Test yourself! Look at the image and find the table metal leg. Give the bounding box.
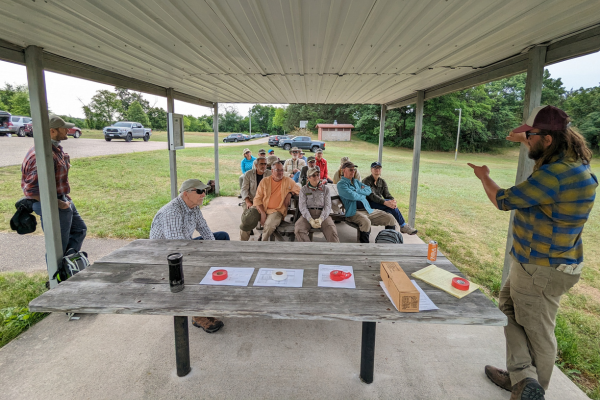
[174,316,191,377]
[360,321,376,384]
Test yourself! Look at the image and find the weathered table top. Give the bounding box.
[30,240,507,325]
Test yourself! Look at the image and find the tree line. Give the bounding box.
[2,68,598,152]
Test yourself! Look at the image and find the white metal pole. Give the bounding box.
[25,46,62,289]
[408,91,425,228]
[501,46,546,285]
[213,103,220,195]
[166,88,177,199]
[378,104,387,164]
[454,108,462,161]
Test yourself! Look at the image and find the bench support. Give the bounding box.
[359,321,376,384]
[174,316,191,377]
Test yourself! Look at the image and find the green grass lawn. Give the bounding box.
[80,129,232,143]
[0,136,598,396]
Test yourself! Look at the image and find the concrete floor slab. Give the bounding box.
[0,197,588,399]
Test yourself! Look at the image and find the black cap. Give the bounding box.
[371,161,382,168]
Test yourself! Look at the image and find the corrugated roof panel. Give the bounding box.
[0,0,598,104]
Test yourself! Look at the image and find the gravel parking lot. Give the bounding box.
[0,136,268,167]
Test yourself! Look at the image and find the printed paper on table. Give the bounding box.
[199,267,255,287]
[253,268,304,288]
[318,264,355,289]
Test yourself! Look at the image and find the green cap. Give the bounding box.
[179,179,210,193]
[240,207,260,231]
[49,114,75,129]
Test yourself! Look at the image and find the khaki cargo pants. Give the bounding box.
[345,209,396,232]
[295,209,340,243]
[499,256,580,389]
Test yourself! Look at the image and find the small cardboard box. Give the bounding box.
[380,261,420,312]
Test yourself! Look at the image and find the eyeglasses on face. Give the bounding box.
[258,162,267,166]
[525,131,546,139]
[189,189,206,195]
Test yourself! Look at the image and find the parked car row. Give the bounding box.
[1,110,84,138]
[222,132,267,143]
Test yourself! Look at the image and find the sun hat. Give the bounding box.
[242,148,251,155]
[240,207,260,231]
[512,105,569,133]
[289,146,301,154]
[179,179,210,193]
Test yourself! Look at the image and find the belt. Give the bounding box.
[308,207,323,210]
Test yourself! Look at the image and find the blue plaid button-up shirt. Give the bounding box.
[496,155,597,266]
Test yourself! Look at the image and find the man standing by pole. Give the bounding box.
[468,106,597,400]
[22,114,87,258]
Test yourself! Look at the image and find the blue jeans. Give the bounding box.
[368,200,406,226]
[193,231,230,241]
[32,198,87,256]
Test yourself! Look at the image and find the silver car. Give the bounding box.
[0,114,32,137]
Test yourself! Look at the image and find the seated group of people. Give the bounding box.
[148,150,417,334]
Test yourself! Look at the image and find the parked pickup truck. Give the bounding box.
[277,135,325,152]
[103,121,152,142]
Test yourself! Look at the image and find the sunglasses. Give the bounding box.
[258,162,267,165]
[189,189,206,195]
[525,131,546,139]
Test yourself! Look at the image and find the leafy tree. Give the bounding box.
[147,107,167,131]
[272,107,287,133]
[87,90,121,126]
[0,84,31,116]
[219,106,243,132]
[114,87,150,114]
[125,101,150,126]
[578,112,600,149]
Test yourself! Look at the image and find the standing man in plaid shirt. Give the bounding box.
[469,106,597,400]
[21,114,87,257]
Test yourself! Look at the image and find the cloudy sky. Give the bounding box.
[1,51,599,119]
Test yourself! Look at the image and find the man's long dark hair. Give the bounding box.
[534,125,593,170]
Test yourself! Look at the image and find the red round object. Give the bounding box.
[212,269,228,281]
[330,270,352,281]
[452,277,470,291]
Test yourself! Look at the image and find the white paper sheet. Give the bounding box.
[318,264,356,289]
[379,280,439,311]
[253,268,304,288]
[199,267,255,286]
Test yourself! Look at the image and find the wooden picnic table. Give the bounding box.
[29,240,506,383]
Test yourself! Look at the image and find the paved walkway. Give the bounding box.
[0,136,269,167]
[0,197,588,399]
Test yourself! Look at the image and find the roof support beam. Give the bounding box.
[408,91,424,228]
[24,45,62,289]
[167,88,178,200]
[213,103,220,195]
[378,105,386,164]
[387,24,600,109]
[0,40,213,108]
[501,46,546,285]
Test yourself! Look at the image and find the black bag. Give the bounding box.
[10,197,38,235]
[53,249,90,283]
[375,229,403,244]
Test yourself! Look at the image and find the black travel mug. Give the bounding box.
[167,253,185,293]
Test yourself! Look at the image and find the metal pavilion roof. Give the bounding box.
[0,0,599,107]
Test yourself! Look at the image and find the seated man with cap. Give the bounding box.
[283,147,306,179]
[298,156,321,186]
[240,156,271,241]
[253,148,267,168]
[333,156,361,184]
[150,178,229,333]
[363,161,417,235]
[245,161,300,241]
[336,161,397,243]
[295,167,339,243]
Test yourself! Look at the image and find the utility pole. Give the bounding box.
[454,108,462,161]
[249,107,252,135]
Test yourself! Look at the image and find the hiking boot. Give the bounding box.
[359,231,370,243]
[510,378,545,400]
[192,317,224,333]
[485,365,512,392]
[400,224,418,235]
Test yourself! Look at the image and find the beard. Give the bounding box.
[528,140,546,160]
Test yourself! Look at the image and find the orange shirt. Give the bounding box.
[267,179,283,211]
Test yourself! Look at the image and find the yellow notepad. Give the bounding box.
[411,265,479,299]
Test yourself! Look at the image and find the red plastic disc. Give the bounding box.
[212,269,228,281]
[330,270,351,281]
[452,277,470,291]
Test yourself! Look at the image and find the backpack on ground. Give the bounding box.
[53,249,90,283]
[375,229,403,244]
